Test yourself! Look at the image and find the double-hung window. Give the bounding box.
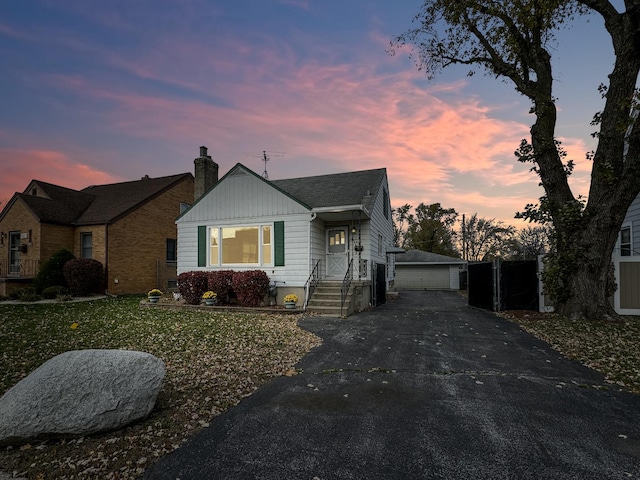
[80,232,93,259]
[620,226,632,256]
[209,225,273,266]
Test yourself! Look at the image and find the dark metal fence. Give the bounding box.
[468,260,538,312]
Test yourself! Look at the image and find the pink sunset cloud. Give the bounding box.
[0,149,121,202]
[0,8,594,229]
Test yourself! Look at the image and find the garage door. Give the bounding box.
[395,265,451,290]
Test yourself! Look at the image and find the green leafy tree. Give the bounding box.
[460,214,515,261]
[405,203,460,257]
[392,0,640,319]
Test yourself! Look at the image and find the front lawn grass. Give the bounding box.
[0,296,321,479]
[502,311,640,394]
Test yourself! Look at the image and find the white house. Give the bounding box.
[176,148,395,315]
[614,193,640,314]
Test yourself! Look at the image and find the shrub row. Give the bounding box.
[178,270,270,307]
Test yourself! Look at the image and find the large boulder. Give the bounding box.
[0,349,165,446]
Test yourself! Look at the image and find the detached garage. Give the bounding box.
[395,250,466,290]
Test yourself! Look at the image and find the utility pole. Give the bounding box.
[462,213,466,261]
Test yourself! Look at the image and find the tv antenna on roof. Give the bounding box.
[244,150,285,180]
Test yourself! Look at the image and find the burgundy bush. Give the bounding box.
[63,258,104,296]
[232,270,270,307]
[177,271,209,305]
[208,270,235,304]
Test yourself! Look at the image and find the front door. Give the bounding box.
[9,232,20,276]
[326,227,348,278]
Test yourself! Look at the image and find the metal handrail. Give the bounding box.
[340,258,354,317]
[303,259,321,310]
[0,259,40,278]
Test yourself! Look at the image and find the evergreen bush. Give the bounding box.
[33,249,75,293]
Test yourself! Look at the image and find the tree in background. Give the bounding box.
[392,203,413,249]
[508,226,552,261]
[392,1,640,319]
[403,203,460,257]
[460,214,515,261]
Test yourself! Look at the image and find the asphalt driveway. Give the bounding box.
[145,291,640,479]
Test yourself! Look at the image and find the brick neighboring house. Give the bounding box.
[0,172,194,296]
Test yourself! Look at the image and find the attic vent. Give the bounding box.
[31,188,37,196]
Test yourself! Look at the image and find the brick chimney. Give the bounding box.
[194,146,219,201]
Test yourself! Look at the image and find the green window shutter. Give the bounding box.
[274,221,285,266]
[198,226,207,267]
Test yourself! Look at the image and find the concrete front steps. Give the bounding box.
[305,281,353,317]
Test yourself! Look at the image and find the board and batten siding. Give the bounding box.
[181,168,310,222]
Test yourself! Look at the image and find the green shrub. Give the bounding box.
[41,285,70,300]
[208,270,235,304]
[17,287,40,302]
[177,271,209,305]
[63,258,104,296]
[232,270,270,307]
[33,249,75,293]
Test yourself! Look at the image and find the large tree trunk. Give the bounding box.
[557,221,620,320]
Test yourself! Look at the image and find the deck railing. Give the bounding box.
[0,258,40,278]
[303,259,321,310]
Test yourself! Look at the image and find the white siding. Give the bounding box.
[177,167,313,286]
[623,194,640,255]
[310,218,325,272]
[367,176,395,284]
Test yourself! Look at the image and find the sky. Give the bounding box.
[0,0,621,227]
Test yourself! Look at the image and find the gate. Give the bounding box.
[500,260,538,311]
[371,263,387,306]
[468,262,495,310]
[468,260,538,312]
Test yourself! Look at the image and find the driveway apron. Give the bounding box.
[145,291,640,479]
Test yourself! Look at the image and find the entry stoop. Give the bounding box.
[305,281,353,317]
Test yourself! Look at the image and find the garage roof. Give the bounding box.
[395,250,466,265]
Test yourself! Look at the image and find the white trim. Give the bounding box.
[208,223,274,267]
[538,255,554,312]
[613,254,640,315]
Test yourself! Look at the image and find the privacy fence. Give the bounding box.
[467,255,640,315]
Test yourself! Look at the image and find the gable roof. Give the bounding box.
[395,250,466,264]
[0,174,192,226]
[271,168,387,211]
[13,180,96,224]
[76,173,191,224]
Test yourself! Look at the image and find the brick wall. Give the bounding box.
[0,200,42,275]
[107,177,193,295]
[40,224,75,262]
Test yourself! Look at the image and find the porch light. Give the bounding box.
[351,227,357,234]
